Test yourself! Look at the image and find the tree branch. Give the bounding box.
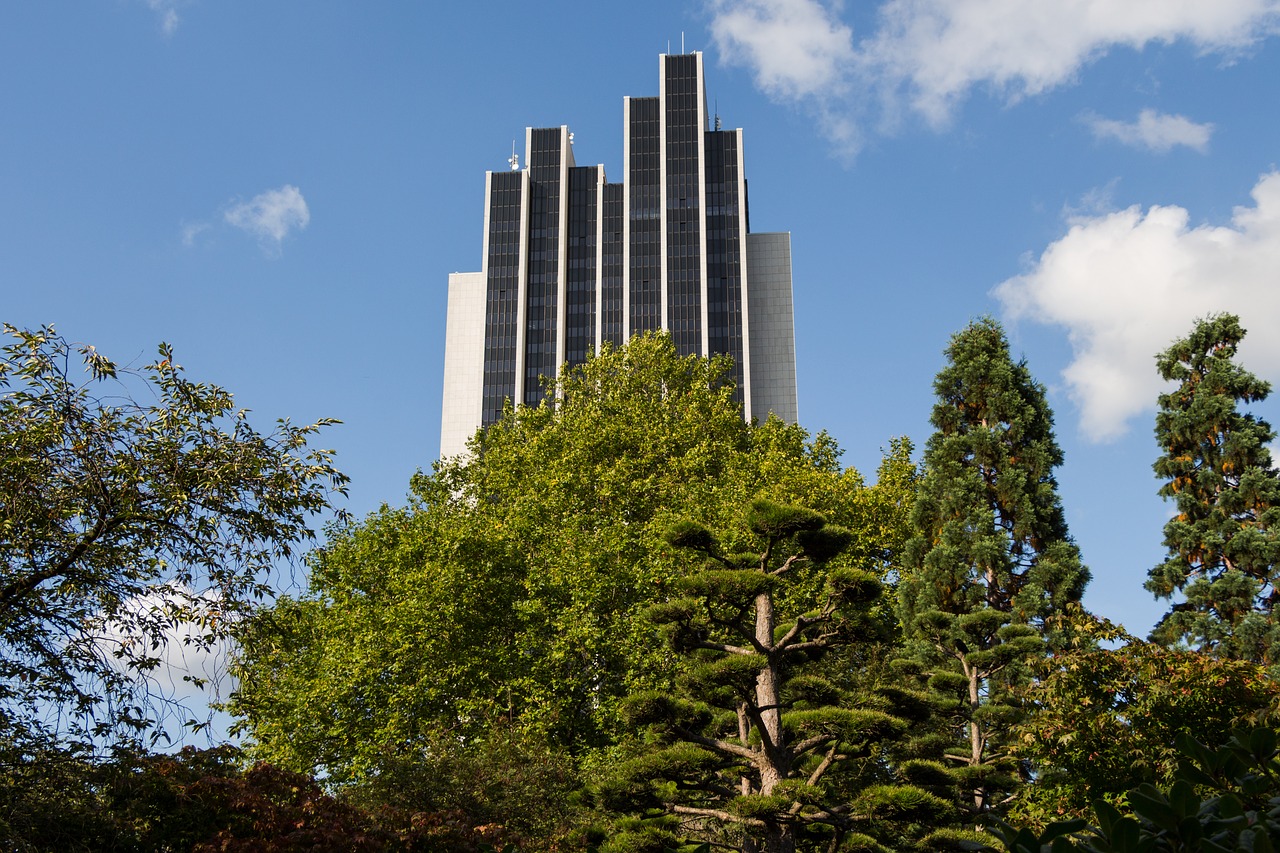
[671,725,758,762]
[789,733,834,757]
[0,513,125,613]
[670,804,765,828]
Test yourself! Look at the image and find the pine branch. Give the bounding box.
[670,804,765,828]
[671,725,757,762]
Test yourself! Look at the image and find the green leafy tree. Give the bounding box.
[600,499,951,853]
[989,726,1280,853]
[0,324,346,747]
[898,318,1089,819]
[1011,610,1280,824]
[229,335,914,847]
[1147,314,1280,664]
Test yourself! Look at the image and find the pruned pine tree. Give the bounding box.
[898,318,1088,819]
[1147,314,1280,665]
[600,500,951,853]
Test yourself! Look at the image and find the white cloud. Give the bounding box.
[860,0,1280,125]
[96,587,233,718]
[994,171,1280,442]
[707,0,1280,147]
[145,0,181,37]
[224,185,310,251]
[1085,108,1214,152]
[709,0,857,99]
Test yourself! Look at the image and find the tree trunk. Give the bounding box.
[754,591,786,795]
[966,662,986,813]
[762,823,796,853]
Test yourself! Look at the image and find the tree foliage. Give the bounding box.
[600,499,952,853]
[1011,610,1280,824]
[990,726,1280,853]
[1147,314,1280,665]
[228,335,915,828]
[0,324,346,747]
[898,317,1089,818]
[0,743,509,852]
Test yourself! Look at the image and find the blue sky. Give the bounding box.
[4,2,1280,717]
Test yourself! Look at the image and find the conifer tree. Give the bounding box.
[1147,314,1280,665]
[600,499,952,853]
[897,318,1088,818]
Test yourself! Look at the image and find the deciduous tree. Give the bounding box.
[228,335,914,836]
[1011,611,1280,824]
[0,324,346,747]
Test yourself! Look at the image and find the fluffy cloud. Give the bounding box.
[708,0,857,99]
[707,0,1279,145]
[224,185,310,250]
[861,0,1280,124]
[995,171,1280,442]
[1085,108,1214,152]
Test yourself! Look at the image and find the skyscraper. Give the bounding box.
[440,51,797,458]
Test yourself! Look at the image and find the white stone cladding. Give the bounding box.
[439,271,486,459]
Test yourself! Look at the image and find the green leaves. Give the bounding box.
[677,570,777,607]
[663,521,718,553]
[0,324,346,747]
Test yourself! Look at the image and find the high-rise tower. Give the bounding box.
[440,51,797,458]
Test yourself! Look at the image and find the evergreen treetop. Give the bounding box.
[1147,313,1280,664]
[897,317,1088,818]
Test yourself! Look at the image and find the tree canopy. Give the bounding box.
[228,334,916,792]
[601,499,958,853]
[0,325,346,747]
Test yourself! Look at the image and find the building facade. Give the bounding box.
[440,51,797,458]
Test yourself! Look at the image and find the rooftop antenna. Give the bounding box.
[682,31,685,53]
[568,132,575,146]
[508,141,519,171]
[714,98,721,131]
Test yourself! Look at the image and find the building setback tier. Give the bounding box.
[440,51,797,459]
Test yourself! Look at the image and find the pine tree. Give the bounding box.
[897,317,1089,818]
[599,499,954,853]
[1147,314,1280,665]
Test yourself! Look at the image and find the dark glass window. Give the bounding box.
[664,54,703,356]
[565,165,598,367]
[704,130,745,403]
[523,128,563,406]
[628,97,661,334]
[481,171,524,425]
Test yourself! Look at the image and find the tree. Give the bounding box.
[1147,314,1280,664]
[990,726,1280,853]
[1010,611,1280,824]
[897,317,1089,819]
[228,334,915,842]
[0,324,346,747]
[0,744,505,852]
[600,499,952,853]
